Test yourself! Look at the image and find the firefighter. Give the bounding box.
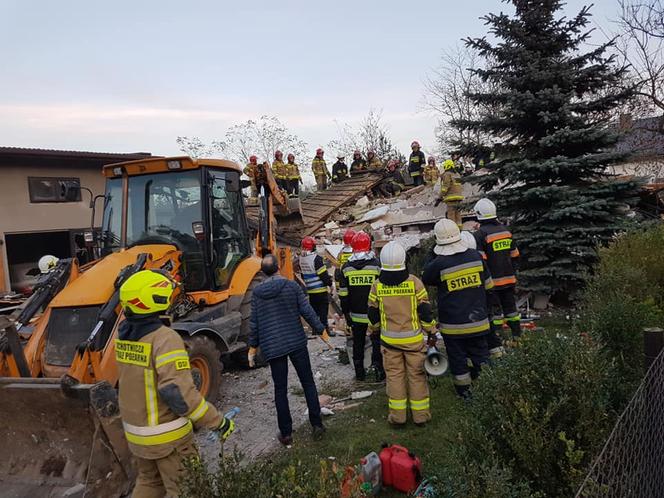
[243,155,259,199]
[350,150,367,176]
[473,198,522,340]
[423,156,440,184]
[115,270,235,497]
[461,230,505,360]
[299,236,332,334]
[408,141,426,186]
[439,153,464,228]
[422,219,494,399]
[366,150,382,171]
[332,155,349,183]
[337,229,356,268]
[338,232,384,381]
[286,153,302,197]
[312,148,331,190]
[273,150,288,191]
[368,241,435,425]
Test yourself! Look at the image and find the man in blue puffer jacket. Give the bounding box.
[248,254,326,445]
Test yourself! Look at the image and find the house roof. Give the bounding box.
[0,147,155,168]
[615,116,664,158]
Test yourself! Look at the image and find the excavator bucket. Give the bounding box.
[273,195,305,229]
[0,378,134,498]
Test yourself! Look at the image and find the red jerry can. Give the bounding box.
[379,444,394,487]
[389,445,422,494]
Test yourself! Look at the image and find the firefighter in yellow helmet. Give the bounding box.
[439,152,464,228]
[116,270,235,497]
[367,241,436,426]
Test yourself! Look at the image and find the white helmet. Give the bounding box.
[474,198,497,220]
[433,219,467,256]
[460,231,477,250]
[38,255,59,274]
[380,241,406,271]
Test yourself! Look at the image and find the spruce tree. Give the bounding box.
[455,0,641,298]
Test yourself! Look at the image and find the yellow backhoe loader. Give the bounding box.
[0,156,301,497]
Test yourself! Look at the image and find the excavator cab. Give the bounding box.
[0,157,300,497]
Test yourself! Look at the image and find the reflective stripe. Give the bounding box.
[453,373,472,386]
[306,287,328,294]
[479,251,487,260]
[493,276,517,286]
[123,417,189,436]
[410,398,430,411]
[338,288,349,297]
[441,261,482,276]
[416,288,427,300]
[485,277,494,290]
[155,349,189,368]
[489,346,505,359]
[342,266,380,275]
[124,419,193,446]
[368,292,377,302]
[441,320,490,335]
[421,319,436,328]
[410,171,421,176]
[316,266,328,275]
[486,231,512,243]
[441,263,484,280]
[410,292,418,331]
[506,313,521,322]
[510,248,520,258]
[381,331,423,345]
[350,312,369,324]
[189,398,209,422]
[144,369,158,426]
[382,263,405,270]
[389,398,407,410]
[493,319,506,326]
[443,195,464,202]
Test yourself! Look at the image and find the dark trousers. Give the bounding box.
[269,346,322,437]
[351,322,383,380]
[289,179,299,196]
[307,292,328,332]
[489,286,521,338]
[411,173,424,186]
[443,334,489,398]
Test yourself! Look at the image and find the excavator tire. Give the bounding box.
[184,334,223,404]
[233,274,266,368]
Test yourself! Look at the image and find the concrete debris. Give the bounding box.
[350,390,374,400]
[356,195,371,207]
[359,205,390,223]
[324,220,339,229]
[62,484,86,498]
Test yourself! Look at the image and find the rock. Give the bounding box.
[324,221,339,229]
[62,483,85,497]
[359,205,390,223]
[356,196,370,207]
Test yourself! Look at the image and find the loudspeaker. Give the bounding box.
[424,347,448,377]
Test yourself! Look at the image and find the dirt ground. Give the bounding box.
[196,328,356,466]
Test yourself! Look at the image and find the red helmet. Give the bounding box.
[343,229,357,246]
[287,153,295,161]
[351,232,371,253]
[411,141,420,149]
[301,236,316,251]
[316,148,324,156]
[249,155,257,164]
[275,150,283,159]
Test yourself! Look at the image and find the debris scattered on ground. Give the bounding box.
[351,390,374,400]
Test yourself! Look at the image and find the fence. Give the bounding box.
[576,333,664,498]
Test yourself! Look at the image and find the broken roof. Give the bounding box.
[615,116,664,159]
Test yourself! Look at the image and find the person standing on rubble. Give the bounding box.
[473,198,522,341]
[286,153,302,197]
[366,150,382,171]
[115,270,236,497]
[408,141,426,186]
[350,150,367,176]
[248,254,326,445]
[243,155,259,200]
[423,156,440,184]
[368,241,435,425]
[422,219,494,399]
[273,150,288,191]
[332,155,349,183]
[338,232,384,381]
[439,153,465,228]
[312,148,331,190]
[299,236,332,335]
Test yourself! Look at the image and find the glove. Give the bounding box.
[217,417,236,440]
[248,347,257,368]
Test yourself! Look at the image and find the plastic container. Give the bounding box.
[379,444,393,487]
[207,406,240,443]
[390,445,422,494]
[359,451,382,495]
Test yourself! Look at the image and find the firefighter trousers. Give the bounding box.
[307,292,329,332]
[381,345,430,424]
[315,175,328,190]
[489,286,521,338]
[351,323,383,380]
[443,334,489,398]
[445,200,463,228]
[132,439,198,498]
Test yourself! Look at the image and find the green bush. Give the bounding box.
[437,332,612,498]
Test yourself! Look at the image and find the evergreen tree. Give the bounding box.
[455,0,640,298]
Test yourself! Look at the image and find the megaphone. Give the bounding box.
[424,347,448,377]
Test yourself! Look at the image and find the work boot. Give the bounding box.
[508,321,522,339]
[354,361,366,381]
[278,433,293,446]
[374,367,386,383]
[312,425,326,441]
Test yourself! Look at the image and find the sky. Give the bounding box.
[0,0,620,159]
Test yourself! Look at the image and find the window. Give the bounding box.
[28,177,81,203]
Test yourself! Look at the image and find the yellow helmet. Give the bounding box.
[119,270,176,315]
[443,159,455,171]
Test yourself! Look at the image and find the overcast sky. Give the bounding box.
[0,0,618,159]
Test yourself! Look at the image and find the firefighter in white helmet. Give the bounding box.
[473,198,521,340]
[367,241,436,426]
[422,220,494,399]
[116,270,235,497]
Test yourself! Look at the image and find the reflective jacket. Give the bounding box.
[338,246,353,267]
[286,161,301,180]
[422,248,493,337]
[423,165,439,184]
[338,255,381,324]
[332,161,349,182]
[243,163,258,180]
[408,150,426,175]
[367,157,382,171]
[367,272,435,351]
[350,158,367,174]
[312,157,329,178]
[299,251,331,294]
[440,170,464,202]
[116,319,221,459]
[273,160,288,180]
[474,220,519,288]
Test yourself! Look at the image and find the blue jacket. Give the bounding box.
[249,275,325,361]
